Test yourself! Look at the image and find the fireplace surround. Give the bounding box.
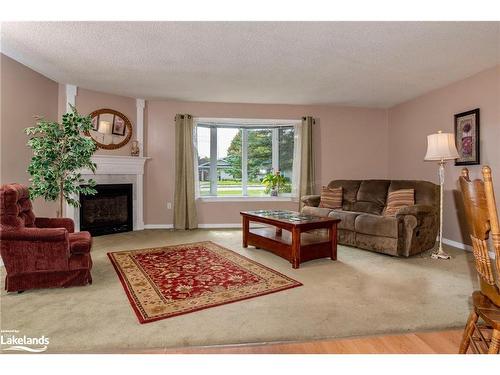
[64,155,150,232]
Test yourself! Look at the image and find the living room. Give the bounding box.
[1,1,499,372]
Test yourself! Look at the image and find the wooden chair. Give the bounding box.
[458,166,500,354]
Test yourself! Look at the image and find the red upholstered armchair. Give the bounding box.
[0,184,92,292]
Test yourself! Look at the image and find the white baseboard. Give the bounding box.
[442,238,473,251]
[442,237,495,259]
[143,224,174,229]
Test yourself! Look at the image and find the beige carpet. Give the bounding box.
[0,229,477,353]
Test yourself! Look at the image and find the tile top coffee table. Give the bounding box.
[240,210,341,269]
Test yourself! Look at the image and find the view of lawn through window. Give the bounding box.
[196,120,297,197]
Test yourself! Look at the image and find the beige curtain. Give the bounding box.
[299,116,315,208]
[174,114,198,229]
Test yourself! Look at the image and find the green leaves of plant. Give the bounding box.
[25,106,97,207]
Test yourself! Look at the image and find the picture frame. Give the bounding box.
[91,114,99,131]
[112,115,126,136]
[454,108,480,166]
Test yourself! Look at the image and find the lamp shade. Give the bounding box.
[98,120,112,135]
[424,131,459,161]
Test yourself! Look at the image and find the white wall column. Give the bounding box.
[136,99,145,157]
[136,99,146,229]
[64,84,78,222]
[136,170,145,230]
[66,84,77,112]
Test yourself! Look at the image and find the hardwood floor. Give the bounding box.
[130,329,464,354]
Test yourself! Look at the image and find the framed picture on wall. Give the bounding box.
[91,115,99,131]
[454,108,480,166]
[112,115,126,136]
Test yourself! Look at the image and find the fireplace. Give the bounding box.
[79,184,133,236]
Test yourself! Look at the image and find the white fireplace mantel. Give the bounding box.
[82,155,150,175]
[65,155,151,231]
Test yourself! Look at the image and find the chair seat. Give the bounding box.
[473,291,500,330]
[69,231,92,254]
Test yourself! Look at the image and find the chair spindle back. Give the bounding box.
[459,166,500,306]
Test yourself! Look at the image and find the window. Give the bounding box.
[195,118,300,198]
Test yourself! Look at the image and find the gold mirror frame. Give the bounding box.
[86,108,133,150]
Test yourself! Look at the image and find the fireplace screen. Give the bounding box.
[80,184,133,236]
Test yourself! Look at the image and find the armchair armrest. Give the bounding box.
[0,228,70,274]
[396,204,434,217]
[0,227,68,242]
[35,217,75,233]
[301,195,321,207]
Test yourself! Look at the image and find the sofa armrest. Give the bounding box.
[35,217,75,233]
[396,204,434,217]
[0,228,70,274]
[301,195,321,207]
[396,204,438,257]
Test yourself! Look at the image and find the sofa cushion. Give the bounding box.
[69,231,92,254]
[383,189,415,217]
[301,206,333,217]
[388,180,438,208]
[327,180,361,211]
[328,210,360,231]
[355,214,398,238]
[351,180,391,215]
[319,186,342,209]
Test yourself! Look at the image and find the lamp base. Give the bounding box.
[431,247,451,260]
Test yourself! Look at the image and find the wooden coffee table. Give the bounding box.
[240,210,341,269]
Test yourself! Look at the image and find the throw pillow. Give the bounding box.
[383,189,415,217]
[318,186,343,209]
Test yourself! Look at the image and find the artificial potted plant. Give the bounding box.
[262,170,290,197]
[25,105,98,217]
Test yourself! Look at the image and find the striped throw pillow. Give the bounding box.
[318,186,343,209]
[383,189,415,217]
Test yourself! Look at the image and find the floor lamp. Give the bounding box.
[424,131,459,260]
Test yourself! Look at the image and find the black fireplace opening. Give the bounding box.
[80,184,133,236]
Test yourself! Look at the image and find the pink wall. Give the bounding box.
[74,88,137,156]
[145,100,388,225]
[1,54,59,217]
[1,55,388,227]
[388,65,500,244]
[4,54,497,243]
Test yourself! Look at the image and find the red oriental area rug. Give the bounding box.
[108,241,302,323]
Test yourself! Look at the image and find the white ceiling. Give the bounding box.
[1,22,499,108]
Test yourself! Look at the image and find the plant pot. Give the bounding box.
[270,188,278,197]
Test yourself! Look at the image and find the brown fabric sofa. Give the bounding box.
[0,183,93,292]
[301,179,439,257]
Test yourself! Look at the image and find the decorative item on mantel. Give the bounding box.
[130,140,140,156]
[131,140,140,156]
[424,130,459,260]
